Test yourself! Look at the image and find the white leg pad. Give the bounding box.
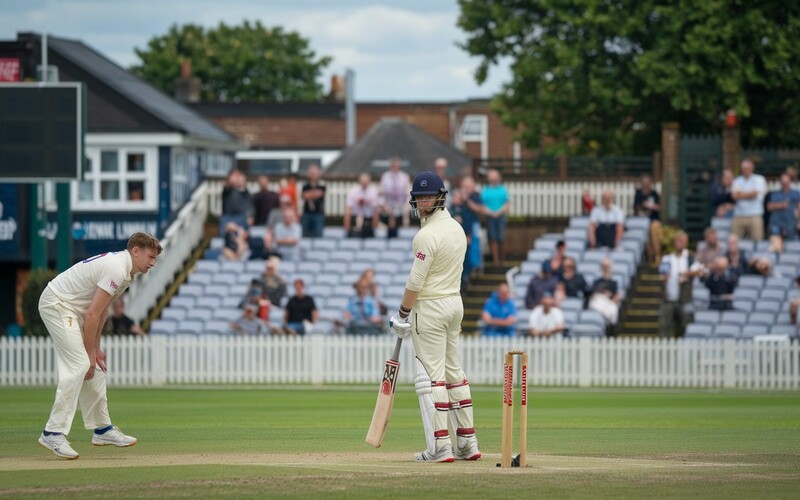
[414,359,436,454]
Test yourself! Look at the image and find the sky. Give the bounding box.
[1,0,511,102]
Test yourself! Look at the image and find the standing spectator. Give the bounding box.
[481,168,510,266]
[458,176,484,285]
[343,281,385,335]
[106,298,145,337]
[301,164,326,238]
[701,256,738,310]
[548,240,567,277]
[270,210,302,262]
[555,257,589,302]
[221,222,249,261]
[524,263,559,309]
[588,258,621,326]
[588,190,625,250]
[380,157,411,238]
[633,175,663,264]
[434,157,452,210]
[283,279,318,336]
[230,304,270,336]
[279,173,300,217]
[527,293,564,337]
[581,188,595,215]
[481,283,517,336]
[711,169,735,218]
[261,259,288,307]
[344,173,381,238]
[36,232,162,459]
[658,231,695,338]
[221,169,254,227]
[767,173,800,246]
[695,227,723,268]
[731,159,767,240]
[251,175,280,227]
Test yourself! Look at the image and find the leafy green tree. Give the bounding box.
[458,1,800,155]
[132,21,332,103]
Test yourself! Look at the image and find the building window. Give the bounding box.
[458,114,489,160]
[73,147,156,211]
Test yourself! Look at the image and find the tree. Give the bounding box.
[457,1,800,155]
[131,21,332,103]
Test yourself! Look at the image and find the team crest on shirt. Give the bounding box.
[110,280,119,290]
[416,252,426,261]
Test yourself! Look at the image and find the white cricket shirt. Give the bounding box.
[406,208,466,300]
[47,251,134,316]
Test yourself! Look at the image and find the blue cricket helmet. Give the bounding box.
[409,171,447,218]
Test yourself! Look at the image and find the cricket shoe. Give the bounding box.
[454,437,481,461]
[414,445,455,463]
[92,426,137,447]
[38,432,79,460]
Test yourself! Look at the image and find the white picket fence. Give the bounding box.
[2,336,798,390]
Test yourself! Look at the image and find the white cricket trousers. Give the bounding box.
[411,295,476,443]
[39,287,111,435]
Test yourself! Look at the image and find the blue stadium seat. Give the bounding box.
[694,310,720,325]
[721,310,747,326]
[741,324,768,338]
[570,324,604,338]
[769,324,797,337]
[211,273,237,286]
[625,217,650,231]
[765,276,792,290]
[754,301,781,314]
[560,297,584,313]
[733,300,753,313]
[177,320,204,335]
[579,309,606,328]
[569,216,590,229]
[733,288,759,301]
[684,323,712,339]
[748,311,775,326]
[213,308,241,322]
[738,275,765,290]
[149,319,176,335]
[205,320,231,335]
[760,288,786,301]
[161,308,187,321]
[179,284,204,297]
[195,260,220,273]
[170,296,196,310]
[204,284,229,298]
[322,227,347,239]
[337,238,362,251]
[713,324,740,338]
[711,217,732,231]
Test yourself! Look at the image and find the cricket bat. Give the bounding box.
[365,338,403,447]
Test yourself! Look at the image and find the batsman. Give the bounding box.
[389,171,481,462]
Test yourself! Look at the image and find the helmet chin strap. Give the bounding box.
[410,194,446,219]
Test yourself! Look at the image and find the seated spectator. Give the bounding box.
[266,195,295,232]
[710,169,735,218]
[767,173,800,247]
[588,190,624,249]
[222,221,249,261]
[555,257,589,302]
[701,256,738,311]
[283,279,318,336]
[270,209,302,261]
[356,268,385,315]
[252,175,280,227]
[695,227,723,268]
[588,258,621,325]
[380,157,411,239]
[230,304,270,336]
[344,281,385,335]
[239,278,265,309]
[344,173,381,238]
[106,298,145,336]
[527,293,564,337]
[548,240,567,277]
[725,234,749,277]
[481,283,517,336]
[749,256,775,277]
[222,169,254,226]
[633,175,663,264]
[524,262,559,309]
[581,188,595,215]
[789,276,800,325]
[261,258,288,307]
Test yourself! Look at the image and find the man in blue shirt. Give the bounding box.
[767,173,800,242]
[480,169,510,266]
[481,283,517,336]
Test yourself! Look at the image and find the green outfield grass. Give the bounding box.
[1,386,799,499]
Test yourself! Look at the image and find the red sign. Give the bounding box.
[0,58,20,82]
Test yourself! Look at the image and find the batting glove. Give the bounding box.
[389,315,412,339]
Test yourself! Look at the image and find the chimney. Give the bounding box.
[174,59,201,103]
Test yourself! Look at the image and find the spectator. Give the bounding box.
[283,279,318,336]
[658,231,696,338]
[481,169,510,265]
[434,157,452,210]
[731,159,767,240]
[380,157,411,238]
[450,188,464,224]
[344,281,385,335]
[701,256,738,311]
[252,175,280,226]
[221,169,254,227]
[222,222,249,261]
[789,276,800,324]
[581,188,595,216]
[344,173,381,238]
[710,169,735,218]
[301,164,326,238]
[266,195,294,232]
[527,292,564,337]
[458,176,484,286]
[279,173,300,217]
[588,190,625,250]
[725,234,750,277]
[356,268,385,315]
[548,240,567,277]
[269,209,302,262]
[260,258,288,307]
[238,278,270,316]
[481,283,517,337]
[695,227,723,268]
[555,257,589,302]
[230,304,270,336]
[588,258,621,326]
[524,262,559,309]
[767,173,800,246]
[633,175,663,264]
[106,298,145,337]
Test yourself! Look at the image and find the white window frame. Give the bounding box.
[72,146,158,211]
[459,114,489,160]
[235,150,340,175]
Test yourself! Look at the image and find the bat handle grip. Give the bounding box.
[391,338,403,361]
